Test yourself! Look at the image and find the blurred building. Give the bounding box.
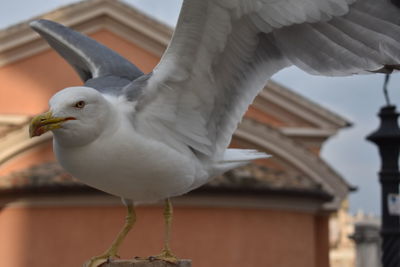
[329,200,356,267]
[0,1,353,267]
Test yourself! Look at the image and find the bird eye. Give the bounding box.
[74,100,86,109]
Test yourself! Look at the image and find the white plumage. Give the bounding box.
[44,86,268,202]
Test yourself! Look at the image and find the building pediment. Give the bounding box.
[0,0,352,211]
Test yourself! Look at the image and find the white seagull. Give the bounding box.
[29,0,400,266]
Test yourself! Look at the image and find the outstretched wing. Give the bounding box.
[131,0,400,158]
[30,19,144,95]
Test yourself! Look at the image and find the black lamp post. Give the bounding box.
[366,75,400,267]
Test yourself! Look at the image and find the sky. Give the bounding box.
[1,0,399,215]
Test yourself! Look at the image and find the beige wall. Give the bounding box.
[0,202,325,267]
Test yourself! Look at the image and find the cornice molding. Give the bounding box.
[0,123,51,166]
[235,119,351,211]
[0,114,30,125]
[1,192,326,214]
[0,0,172,67]
[279,127,338,138]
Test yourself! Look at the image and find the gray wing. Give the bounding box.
[131,0,400,159]
[30,19,144,95]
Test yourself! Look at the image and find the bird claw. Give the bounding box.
[149,250,179,264]
[83,253,118,267]
[132,251,178,263]
[83,257,108,267]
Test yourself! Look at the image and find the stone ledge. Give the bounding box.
[99,259,191,267]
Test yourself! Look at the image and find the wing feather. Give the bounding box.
[129,0,400,159]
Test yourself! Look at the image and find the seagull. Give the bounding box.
[29,0,400,266]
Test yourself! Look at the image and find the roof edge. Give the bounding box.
[262,81,352,130]
[0,0,172,67]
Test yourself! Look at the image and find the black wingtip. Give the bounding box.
[29,19,51,31]
[29,20,40,28]
[391,0,400,8]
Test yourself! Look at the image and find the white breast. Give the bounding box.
[53,127,199,202]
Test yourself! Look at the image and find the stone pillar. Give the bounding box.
[351,221,381,267]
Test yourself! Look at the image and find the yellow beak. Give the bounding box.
[29,111,76,138]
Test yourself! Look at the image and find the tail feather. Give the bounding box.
[211,149,270,176]
[220,149,270,163]
[192,149,270,191]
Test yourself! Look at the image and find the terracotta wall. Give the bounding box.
[0,202,323,267]
[315,214,331,267]
[0,30,159,116]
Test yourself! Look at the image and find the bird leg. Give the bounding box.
[152,198,178,263]
[84,201,136,267]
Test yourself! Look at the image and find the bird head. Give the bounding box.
[29,86,112,146]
